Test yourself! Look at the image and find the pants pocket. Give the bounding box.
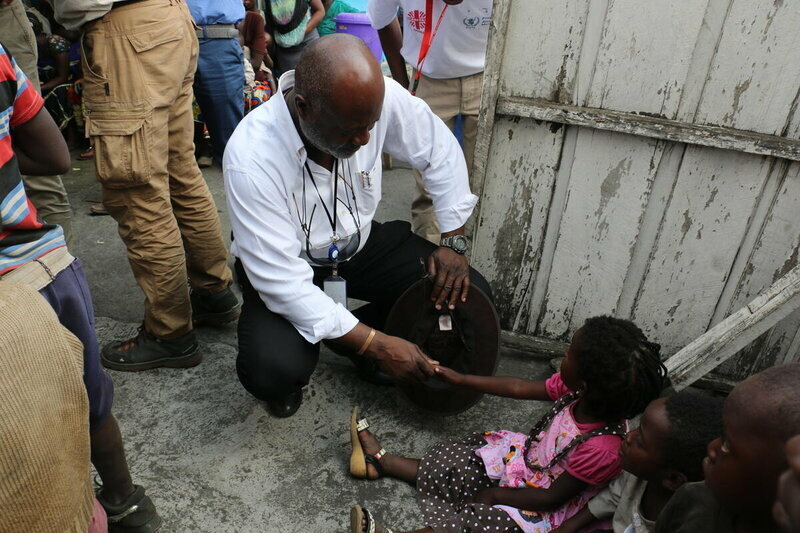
[86,106,153,188]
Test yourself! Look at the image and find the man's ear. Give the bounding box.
[662,470,688,492]
[295,94,312,120]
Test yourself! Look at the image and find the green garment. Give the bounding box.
[318,0,359,36]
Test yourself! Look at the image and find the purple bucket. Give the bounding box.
[334,12,383,62]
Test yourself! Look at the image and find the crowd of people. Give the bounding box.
[0,0,798,532]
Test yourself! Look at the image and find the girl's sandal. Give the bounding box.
[350,504,395,533]
[349,406,387,479]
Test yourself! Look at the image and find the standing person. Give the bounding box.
[188,0,246,166]
[0,42,160,532]
[368,0,492,244]
[0,0,73,246]
[53,0,240,369]
[242,0,273,74]
[264,0,326,75]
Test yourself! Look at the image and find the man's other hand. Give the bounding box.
[427,247,470,310]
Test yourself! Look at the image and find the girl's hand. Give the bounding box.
[434,365,464,385]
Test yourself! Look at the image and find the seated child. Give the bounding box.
[347,316,668,533]
[555,389,723,533]
[655,363,800,533]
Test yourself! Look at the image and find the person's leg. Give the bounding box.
[83,1,214,347]
[38,259,161,530]
[410,73,460,244]
[193,37,245,164]
[459,71,483,188]
[166,21,235,305]
[235,260,320,408]
[22,174,74,247]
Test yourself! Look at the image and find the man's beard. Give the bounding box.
[299,119,360,160]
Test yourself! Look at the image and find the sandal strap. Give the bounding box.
[364,451,387,478]
[362,508,394,533]
[356,417,369,432]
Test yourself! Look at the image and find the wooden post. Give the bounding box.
[665,264,800,390]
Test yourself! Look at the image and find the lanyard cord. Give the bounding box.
[411,0,449,95]
[304,158,339,237]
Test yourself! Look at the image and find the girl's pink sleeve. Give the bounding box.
[564,436,623,486]
[544,372,573,401]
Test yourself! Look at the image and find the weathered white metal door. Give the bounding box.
[472,0,800,383]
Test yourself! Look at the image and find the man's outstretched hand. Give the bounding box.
[427,247,470,311]
[367,332,438,382]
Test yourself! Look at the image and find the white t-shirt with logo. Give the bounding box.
[367,0,492,79]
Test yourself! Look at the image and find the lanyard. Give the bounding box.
[410,0,449,95]
[304,158,339,240]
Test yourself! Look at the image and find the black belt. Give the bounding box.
[111,0,149,9]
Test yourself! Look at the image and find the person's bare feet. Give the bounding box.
[358,428,385,480]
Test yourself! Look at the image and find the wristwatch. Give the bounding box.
[440,235,469,254]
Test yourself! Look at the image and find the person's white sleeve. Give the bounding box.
[381,77,477,232]
[367,0,402,30]
[586,474,625,520]
[224,168,359,343]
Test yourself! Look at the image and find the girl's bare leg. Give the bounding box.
[358,428,420,484]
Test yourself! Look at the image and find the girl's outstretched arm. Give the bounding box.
[435,366,550,400]
[465,472,587,512]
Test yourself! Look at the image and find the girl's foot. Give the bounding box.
[350,505,395,533]
[349,406,387,480]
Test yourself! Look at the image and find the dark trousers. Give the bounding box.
[235,220,492,401]
[39,259,114,432]
[194,37,244,164]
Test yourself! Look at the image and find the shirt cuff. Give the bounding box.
[306,303,359,344]
[434,193,478,233]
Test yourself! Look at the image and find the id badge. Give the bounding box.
[324,275,347,307]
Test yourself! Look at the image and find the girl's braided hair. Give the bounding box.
[572,316,667,422]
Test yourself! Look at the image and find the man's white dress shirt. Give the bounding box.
[223,71,477,344]
[367,0,492,79]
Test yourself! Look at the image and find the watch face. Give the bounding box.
[453,235,468,253]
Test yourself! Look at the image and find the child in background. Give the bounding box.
[655,363,800,533]
[556,389,724,533]
[348,316,668,533]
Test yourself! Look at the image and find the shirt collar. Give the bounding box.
[275,70,308,164]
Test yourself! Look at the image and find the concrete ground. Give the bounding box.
[61,155,552,532]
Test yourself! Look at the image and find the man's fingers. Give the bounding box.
[460,274,471,303]
[427,254,437,278]
[435,270,457,310]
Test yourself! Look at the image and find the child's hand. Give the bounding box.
[434,365,464,385]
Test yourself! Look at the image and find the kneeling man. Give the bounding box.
[223,34,491,417]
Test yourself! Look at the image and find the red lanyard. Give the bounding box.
[410,0,449,95]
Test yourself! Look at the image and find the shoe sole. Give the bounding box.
[349,406,367,478]
[193,309,241,327]
[101,349,202,372]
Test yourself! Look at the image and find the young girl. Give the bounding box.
[348,316,668,533]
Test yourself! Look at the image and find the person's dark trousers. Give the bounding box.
[235,220,493,402]
[194,37,244,164]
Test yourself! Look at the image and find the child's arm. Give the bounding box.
[435,365,550,400]
[553,506,596,533]
[13,108,70,176]
[466,471,587,511]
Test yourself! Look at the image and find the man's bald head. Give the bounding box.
[293,35,386,159]
[295,34,384,112]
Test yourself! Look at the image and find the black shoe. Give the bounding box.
[322,340,394,386]
[97,484,162,533]
[191,287,241,326]
[101,327,201,371]
[266,389,303,418]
